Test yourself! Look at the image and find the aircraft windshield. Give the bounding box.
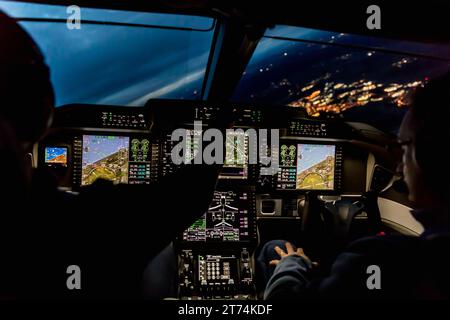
[232,25,450,133]
[0,1,215,106]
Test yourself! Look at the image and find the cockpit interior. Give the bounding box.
[1,0,450,301]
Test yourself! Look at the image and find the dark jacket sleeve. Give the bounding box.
[264,251,370,300]
[76,164,221,259]
[54,164,221,298]
[264,236,420,300]
[264,255,313,300]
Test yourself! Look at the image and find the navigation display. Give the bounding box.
[278,143,336,190]
[45,147,68,166]
[183,191,252,242]
[81,135,129,186]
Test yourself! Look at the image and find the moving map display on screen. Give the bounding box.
[81,135,129,186]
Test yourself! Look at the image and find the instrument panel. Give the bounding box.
[39,100,361,192]
[182,190,256,243]
[37,100,371,299]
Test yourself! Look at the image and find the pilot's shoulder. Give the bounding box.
[328,235,420,276]
[345,234,421,255]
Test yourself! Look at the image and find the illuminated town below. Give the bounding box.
[286,75,424,117]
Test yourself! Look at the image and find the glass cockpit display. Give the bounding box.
[183,191,253,242]
[45,147,68,166]
[297,144,335,189]
[169,130,249,180]
[81,135,130,186]
[80,135,151,186]
[278,143,336,190]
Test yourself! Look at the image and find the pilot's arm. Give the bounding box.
[264,244,372,300]
[263,236,417,300]
[51,163,221,298]
[264,254,313,300]
[77,163,221,259]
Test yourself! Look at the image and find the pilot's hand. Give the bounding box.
[269,242,318,267]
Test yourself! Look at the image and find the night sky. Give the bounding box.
[2,1,450,133]
[0,1,214,106]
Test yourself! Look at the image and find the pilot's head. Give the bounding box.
[0,11,54,150]
[399,72,450,208]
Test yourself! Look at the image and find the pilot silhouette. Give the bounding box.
[258,72,450,300]
[0,10,224,299]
